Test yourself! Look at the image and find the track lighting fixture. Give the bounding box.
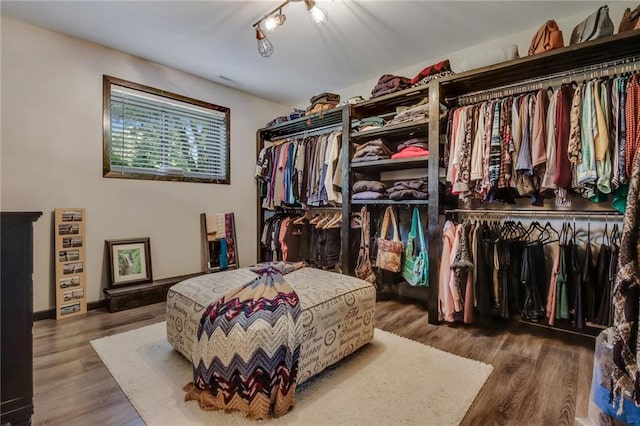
[255,27,274,58]
[264,10,286,33]
[253,0,328,57]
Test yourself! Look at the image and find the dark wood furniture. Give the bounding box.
[1,211,42,425]
[103,272,202,312]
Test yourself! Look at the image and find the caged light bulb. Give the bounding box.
[255,28,274,57]
[308,5,327,27]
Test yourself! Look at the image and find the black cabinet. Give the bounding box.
[1,212,42,425]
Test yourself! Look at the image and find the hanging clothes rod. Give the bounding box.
[272,205,342,212]
[446,208,623,220]
[268,123,344,142]
[448,56,640,105]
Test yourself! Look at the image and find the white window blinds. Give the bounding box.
[105,77,230,184]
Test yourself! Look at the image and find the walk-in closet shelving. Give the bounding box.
[255,30,640,328]
[346,84,441,322]
[350,156,429,172]
[255,106,351,274]
[436,30,640,332]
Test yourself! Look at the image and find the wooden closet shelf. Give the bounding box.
[351,199,429,206]
[440,30,640,97]
[258,106,345,140]
[351,85,430,117]
[351,156,428,172]
[350,119,429,141]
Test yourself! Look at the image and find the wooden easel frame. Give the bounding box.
[200,213,239,273]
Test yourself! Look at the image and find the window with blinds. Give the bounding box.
[103,75,230,184]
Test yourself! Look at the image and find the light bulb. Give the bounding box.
[264,16,278,33]
[263,13,286,33]
[255,28,274,58]
[308,5,327,27]
[258,37,274,57]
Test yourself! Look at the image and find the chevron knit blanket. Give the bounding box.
[184,262,304,419]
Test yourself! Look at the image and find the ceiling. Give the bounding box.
[1,1,605,106]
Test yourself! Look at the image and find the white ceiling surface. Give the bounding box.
[1,1,607,106]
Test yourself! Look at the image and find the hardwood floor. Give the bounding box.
[31,299,596,425]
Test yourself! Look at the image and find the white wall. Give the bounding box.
[335,3,635,101]
[1,16,290,312]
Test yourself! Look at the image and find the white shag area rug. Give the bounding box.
[91,322,493,425]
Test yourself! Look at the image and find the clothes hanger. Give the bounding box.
[611,223,621,247]
[542,221,560,244]
[602,222,610,247]
[324,213,342,229]
[315,213,333,228]
[308,212,325,225]
[293,210,313,224]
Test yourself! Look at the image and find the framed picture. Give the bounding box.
[106,237,153,287]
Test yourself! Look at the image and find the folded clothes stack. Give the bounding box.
[391,137,429,159]
[352,139,393,163]
[306,92,341,115]
[265,108,306,128]
[386,102,430,126]
[371,74,412,98]
[386,179,429,200]
[336,96,365,107]
[356,116,386,132]
[411,60,454,87]
[352,180,387,200]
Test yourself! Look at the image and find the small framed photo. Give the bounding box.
[62,262,83,275]
[63,288,84,302]
[61,210,83,222]
[62,237,83,248]
[59,275,81,289]
[59,250,80,262]
[106,237,153,288]
[58,223,79,235]
[59,301,81,316]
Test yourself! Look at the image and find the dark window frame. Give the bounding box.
[102,75,231,184]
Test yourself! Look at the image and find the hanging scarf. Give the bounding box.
[612,149,640,412]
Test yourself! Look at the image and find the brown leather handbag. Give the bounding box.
[375,206,403,273]
[528,20,564,56]
[619,5,640,33]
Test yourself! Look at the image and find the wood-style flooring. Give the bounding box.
[32,299,596,425]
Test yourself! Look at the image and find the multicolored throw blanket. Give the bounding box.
[184,262,305,419]
[612,151,640,413]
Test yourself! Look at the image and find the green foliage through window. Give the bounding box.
[103,75,230,184]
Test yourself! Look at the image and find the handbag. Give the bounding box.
[375,206,403,273]
[528,20,564,55]
[401,208,429,287]
[569,5,614,45]
[354,207,377,287]
[619,5,640,33]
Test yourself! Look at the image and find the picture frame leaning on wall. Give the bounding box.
[105,237,153,288]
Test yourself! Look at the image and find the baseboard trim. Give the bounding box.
[34,300,106,321]
[34,272,201,321]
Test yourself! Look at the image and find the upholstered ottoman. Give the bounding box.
[166,266,376,385]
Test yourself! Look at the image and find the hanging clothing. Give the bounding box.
[520,242,547,322]
[612,145,640,408]
[439,220,459,322]
[443,74,638,212]
[255,131,343,210]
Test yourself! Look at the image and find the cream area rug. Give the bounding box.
[91,322,493,425]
